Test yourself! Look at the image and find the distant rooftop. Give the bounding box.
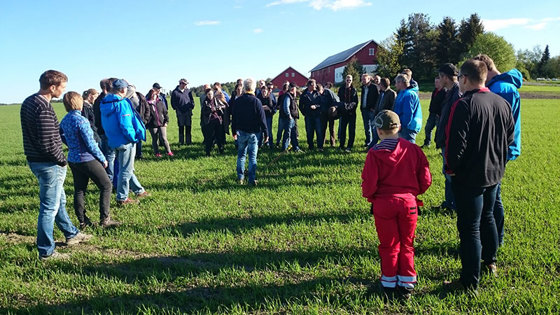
[310,40,374,72]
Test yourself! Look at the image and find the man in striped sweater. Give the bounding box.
[21,70,92,260]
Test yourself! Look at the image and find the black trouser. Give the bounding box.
[320,112,336,146]
[338,113,356,149]
[202,120,225,154]
[178,125,192,145]
[69,160,112,223]
[453,182,498,289]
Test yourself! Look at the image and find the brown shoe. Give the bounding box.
[100,217,122,228]
[136,191,151,199]
[66,232,93,246]
[484,263,498,277]
[117,197,139,207]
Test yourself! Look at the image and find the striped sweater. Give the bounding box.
[20,93,66,166]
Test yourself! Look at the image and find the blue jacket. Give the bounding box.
[487,69,522,161]
[394,86,422,133]
[100,94,146,149]
[60,110,106,164]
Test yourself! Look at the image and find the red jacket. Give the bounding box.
[361,138,431,203]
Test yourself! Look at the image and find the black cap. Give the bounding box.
[152,83,162,89]
[289,82,297,88]
[439,63,458,77]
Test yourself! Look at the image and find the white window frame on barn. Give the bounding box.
[285,73,289,77]
[369,48,375,56]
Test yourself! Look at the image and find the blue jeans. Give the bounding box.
[361,109,375,146]
[441,149,456,210]
[28,162,79,257]
[423,113,439,146]
[100,135,116,182]
[453,183,498,289]
[282,118,299,151]
[266,115,274,148]
[236,131,259,183]
[115,143,145,201]
[305,115,323,149]
[276,116,285,146]
[493,182,505,246]
[399,127,418,144]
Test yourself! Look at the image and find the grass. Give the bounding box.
[0,95,559,314]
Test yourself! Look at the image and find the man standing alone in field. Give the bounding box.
[445,60,514,292]
[20,70,92,260]
[231,78,268,186]
[171,78,195,145]
[473,54,522,247]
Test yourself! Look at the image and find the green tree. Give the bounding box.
[465,32,516,71]
[544,55,560,78]
[341,56,363,89]
[435,17,460,66]
[377,35,404,79]
[398,13,436,80]
[458,13,484,57]
[537,45,551,77]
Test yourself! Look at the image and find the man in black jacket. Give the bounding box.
[421,77,445,148]
[170,78,195,145]
[360,74,379,147]
[337,75,359,152]
[445,59,514,292]
[299,79,323,150]
[232,78,268,186]
[435,64,461,212]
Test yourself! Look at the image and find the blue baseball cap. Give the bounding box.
[113,79,129,90]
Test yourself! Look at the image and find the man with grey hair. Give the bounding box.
[393,74,422,143]
[231,78,268,186]
[360,73,379,147]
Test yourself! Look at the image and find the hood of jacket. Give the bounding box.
[99,94,124,116]
[488,69,523,89]
[373,139,408,168]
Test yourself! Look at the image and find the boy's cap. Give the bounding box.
[374,110,400,130]
[439,63,458,77]
[113,79,129,90]
[152,83,162,89]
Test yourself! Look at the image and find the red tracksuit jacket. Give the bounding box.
[362,138,432,203]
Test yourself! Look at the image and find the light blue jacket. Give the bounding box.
[394,86,422,133]
[487,69,522,161]
[100,94,146,149]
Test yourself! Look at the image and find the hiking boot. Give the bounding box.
[136,191,151,199]
[382,286,398,300]
[40,251,69,261]
[66,232,93,246]
[79,216,94,230]
[397,286,413,300]
[483,263,498,278]
[100,217,122,228]
[117,197,139,207]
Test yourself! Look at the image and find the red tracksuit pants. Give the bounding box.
[372,196,418,289]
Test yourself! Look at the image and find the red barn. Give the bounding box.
[270,66,309,89]
[310,40,380,84]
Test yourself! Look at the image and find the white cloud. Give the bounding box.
[542,17,560,22]
[482,18,529,31]
[253,28,264,34]
[266,0,370,10]
[194,20,221,26]
[526,23,546,30]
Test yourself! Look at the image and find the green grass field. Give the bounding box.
[1,94,559,314]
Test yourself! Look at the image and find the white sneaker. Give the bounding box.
[66,232,93,246]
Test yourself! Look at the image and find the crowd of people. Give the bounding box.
[20,53,521,300]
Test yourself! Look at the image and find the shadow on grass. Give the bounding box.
[131,210,366,237]
[5,247,380,314]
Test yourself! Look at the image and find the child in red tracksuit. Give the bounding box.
[361,110,432,298]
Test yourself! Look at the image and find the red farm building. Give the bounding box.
[310,40,380,85]
[270,66,309,89]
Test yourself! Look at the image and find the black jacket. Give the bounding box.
[435,83,461,149]
[81,102,101,144]
[146,96,169,128]
[258,94,277,117]
[299,89,322,117]
[231,93,267,135]
[93,92,106,136]
[360,83,379,112]
[428,88,446,115]
[337,86,359,116]
[170,86,195,114]
[445,88,515,188]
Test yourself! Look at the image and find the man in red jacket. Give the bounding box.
[361,110,432,299]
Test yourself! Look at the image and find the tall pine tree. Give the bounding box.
[436,17,460,66]
[458,13,484,58]
[537,45,551,77]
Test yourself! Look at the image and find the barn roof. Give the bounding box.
[310,40,374,72]
[270,66,308,82]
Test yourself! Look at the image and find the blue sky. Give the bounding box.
[1,0,559,104]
